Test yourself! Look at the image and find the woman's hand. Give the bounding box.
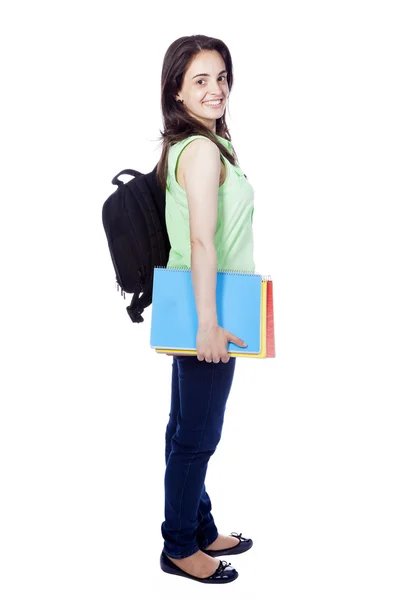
[196,323,247,363]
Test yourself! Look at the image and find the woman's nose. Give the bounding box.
[209,80,223,95]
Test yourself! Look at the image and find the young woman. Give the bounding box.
[156,35,255,584]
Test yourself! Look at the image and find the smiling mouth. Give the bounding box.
[203,99,223,106]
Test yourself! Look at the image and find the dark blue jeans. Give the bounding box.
[161,355,236,559]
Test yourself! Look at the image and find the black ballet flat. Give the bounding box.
[202,532,253,557]
[160,551,239,584]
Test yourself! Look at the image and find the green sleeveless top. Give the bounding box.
[165,134,255,272]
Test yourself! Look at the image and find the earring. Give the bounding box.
[177,98,184,104]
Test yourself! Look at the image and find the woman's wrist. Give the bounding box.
[197,317,218,331]
[191,242,218,330]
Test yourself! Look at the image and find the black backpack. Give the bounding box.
[102,165,170,323]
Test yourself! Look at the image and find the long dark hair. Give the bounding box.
[156,35,238,191]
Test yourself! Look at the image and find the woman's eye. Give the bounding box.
[196,76,227,85]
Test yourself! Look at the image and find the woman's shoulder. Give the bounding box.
[168,135,220,172]
[167,134,235,190]
[170,134,215,154]
[169,134,233,167]
[170,132,231,150]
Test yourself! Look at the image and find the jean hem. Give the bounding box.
[163,543,200,560]
[198,529,219,551]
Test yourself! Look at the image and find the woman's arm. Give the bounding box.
[178,137,246,362]
[179,138,220,329]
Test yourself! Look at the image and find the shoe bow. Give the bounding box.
[212,560,232,578]
[230,532,250,542]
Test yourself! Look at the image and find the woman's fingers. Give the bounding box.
[227,331,247,348]
[196,325,243,362]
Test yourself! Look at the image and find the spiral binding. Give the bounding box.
[115,267,272,299]
[154,265,271,281]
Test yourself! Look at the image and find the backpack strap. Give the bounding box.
[126,278,149,323]
[126,283,152,323]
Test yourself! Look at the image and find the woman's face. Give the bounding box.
[176,50,229,132]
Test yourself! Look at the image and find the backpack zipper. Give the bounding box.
[116,278,126,299]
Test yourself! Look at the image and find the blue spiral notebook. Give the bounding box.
[150,267,264,355]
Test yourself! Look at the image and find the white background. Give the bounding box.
[1,1,399,598]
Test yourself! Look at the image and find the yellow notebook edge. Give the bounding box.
[154,279,267,358]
